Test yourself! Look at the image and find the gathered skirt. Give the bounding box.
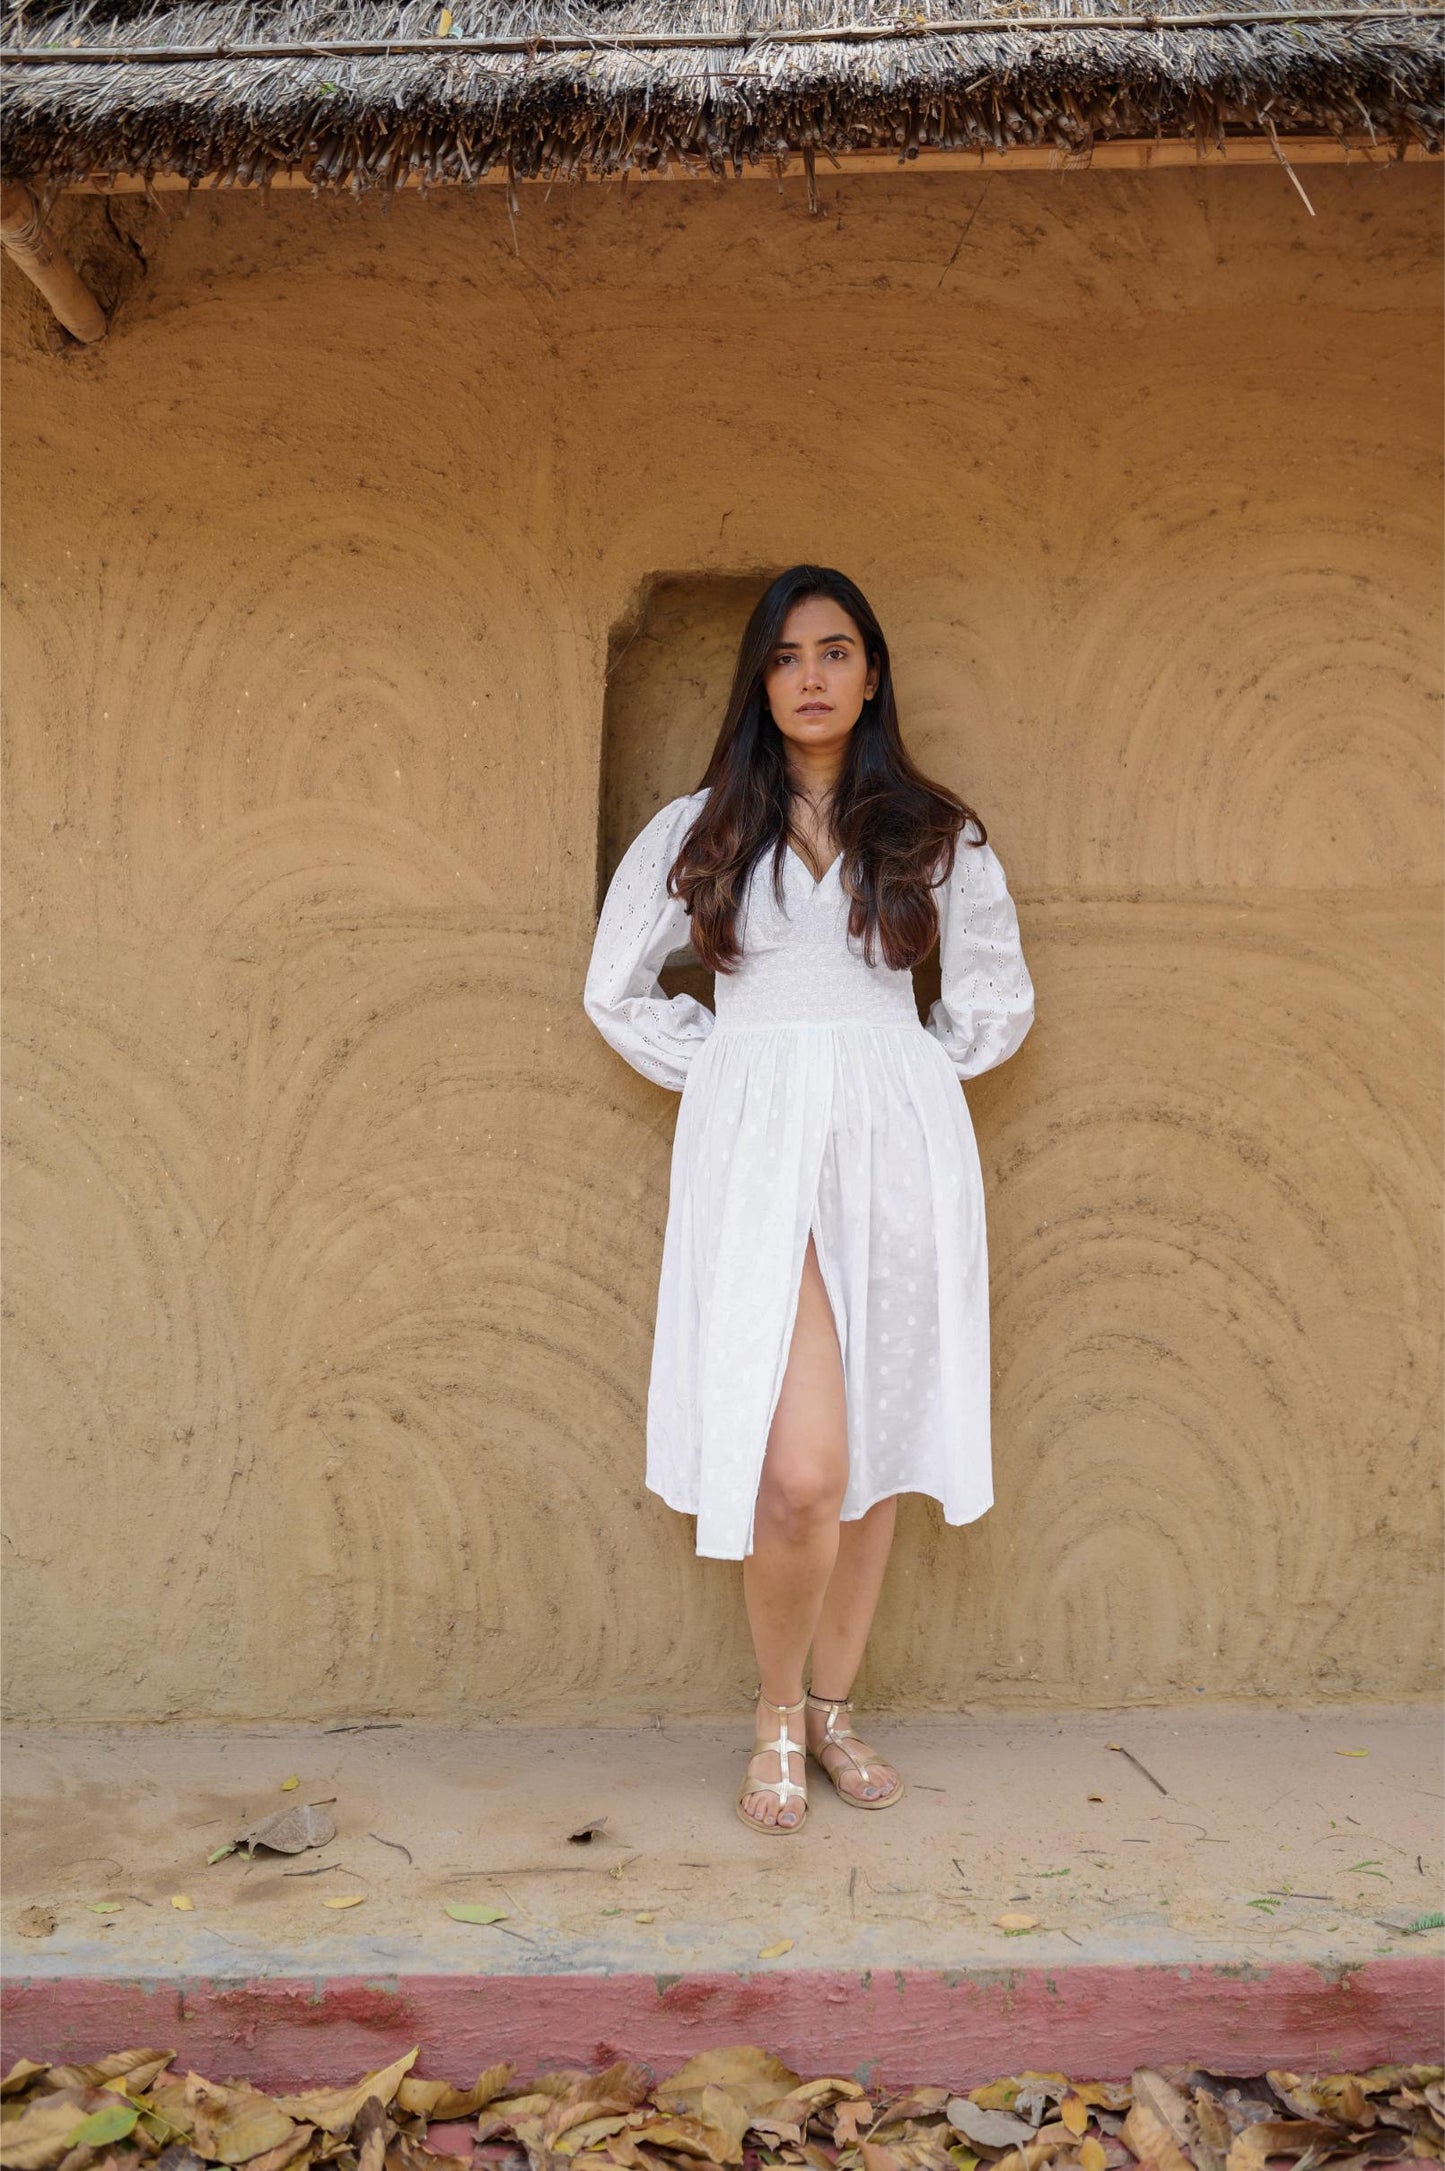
[645,1014,994,1560]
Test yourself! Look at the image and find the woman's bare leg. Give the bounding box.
[805,1497,902,1801]
[739,1230,848,1828]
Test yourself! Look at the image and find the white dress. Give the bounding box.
[583,788,1035,1561]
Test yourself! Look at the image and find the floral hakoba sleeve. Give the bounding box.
[923,831,1035,1080]
[583,793,715,1092]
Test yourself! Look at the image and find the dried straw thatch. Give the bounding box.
[1,0,1441,195]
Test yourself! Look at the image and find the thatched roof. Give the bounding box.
[1,0,1441,195]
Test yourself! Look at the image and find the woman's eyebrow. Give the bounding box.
[774,631,856,650]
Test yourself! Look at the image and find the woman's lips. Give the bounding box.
[796,704,833,714]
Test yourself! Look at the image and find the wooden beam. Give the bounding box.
[49,135,1440,192]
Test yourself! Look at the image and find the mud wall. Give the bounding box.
[3,163,1439,1721]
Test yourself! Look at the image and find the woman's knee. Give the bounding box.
[757,1455,847,1537]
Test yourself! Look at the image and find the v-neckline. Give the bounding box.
[785,842,842,890]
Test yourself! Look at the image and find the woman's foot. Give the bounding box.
[737,1690,809,1831]
[804,1690,904,1807]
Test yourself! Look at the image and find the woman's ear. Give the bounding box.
[865,658,880,700]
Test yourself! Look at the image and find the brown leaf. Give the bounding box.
[654,2053,801,2123]
[1267,2080,1365,2131]
[241,2131,314,2171]
[273,2058,419,2137]
[47,2060,175,2103]
[945,2105,1037,2153]
[1132,2079,1194,2153]
[1226,2122,1350,2171]
[624,2114,740,2160]
[181,2076,296,2166]
[474,2098,559,2144]
[991,2140,1083,2171]
[1189,2092,1232,2171]
[1,2067,53,2100]
[234,1805,337,1857]
[1123,2103,1192,2171]
[765,2081,867,2132]
[395,2069,515,2123]
[552,2118,636,2158]
[0,2090,102,2171]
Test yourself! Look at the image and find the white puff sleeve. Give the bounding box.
[584,793,716,1092]
[924,832,1035,1080]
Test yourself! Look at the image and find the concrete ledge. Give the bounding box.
[3,1959,1444,2088]
[4,1702,1440,2081]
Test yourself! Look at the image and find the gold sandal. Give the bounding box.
[804,1691,905,1809]
[736,1690,809,1834]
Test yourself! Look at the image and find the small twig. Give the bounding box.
[1265,1889,1334,1900]
[368,1832,414,1864]
[1107,1742,1169,1794]
[1265,113,1318,209]
[322,1721,405,1734]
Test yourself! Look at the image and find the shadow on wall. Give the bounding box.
[599,569,943,1022]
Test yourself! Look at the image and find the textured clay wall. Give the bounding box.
[2,164,1440,1722]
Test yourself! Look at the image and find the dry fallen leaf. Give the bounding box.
[321,1895,365,1909]
[947,2100,1038,2150]
[273,2049,419,2132]
[13,1909,55,1940]
[633,1913,655,1924]
[993,1911,1039,1931]
[279,1777,300,1791]
[652,2048,801,2121]
[443,1902,507,1926]
[1225,2120,1350,2171]
[757,1938,794,1959]
[395,2063,515,2121]
[234,1803,336,1857]
[170,1896,194,1912]
[0,2062,50,2096]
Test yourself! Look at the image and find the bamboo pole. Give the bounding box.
[0,178,107,339]
[3,5,1442,61]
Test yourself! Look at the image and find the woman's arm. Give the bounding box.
[923,829,1035,1079]
[583,793,715,1092]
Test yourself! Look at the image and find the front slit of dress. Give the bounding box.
[737,1072,843,1559]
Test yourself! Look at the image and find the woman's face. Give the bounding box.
[763,594,880,756]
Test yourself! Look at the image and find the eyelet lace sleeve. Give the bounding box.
[584,793,715,1092]
[924,830,1035,1080]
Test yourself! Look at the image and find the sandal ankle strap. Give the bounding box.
[757,1687,807,1713]
[806,1690,854,1707]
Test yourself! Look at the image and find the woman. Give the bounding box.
[583,564,1035,1835]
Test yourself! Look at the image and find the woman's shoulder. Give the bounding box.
[643,785,710,834]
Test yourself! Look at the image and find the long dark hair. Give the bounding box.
[667,564,987,974]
